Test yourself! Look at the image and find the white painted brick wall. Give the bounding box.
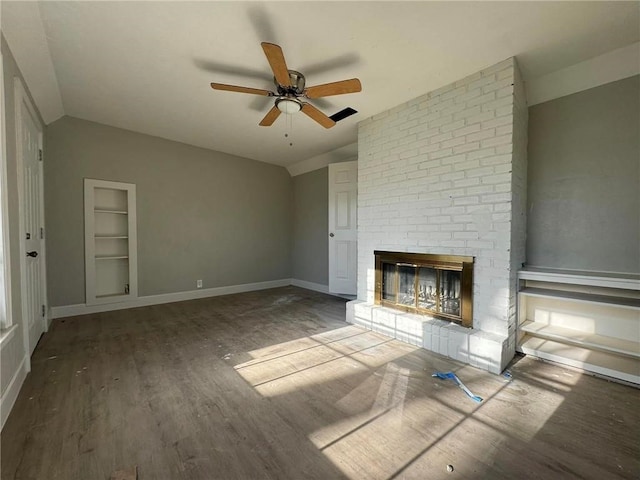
[353,57,527,373]
[508,60,529,356]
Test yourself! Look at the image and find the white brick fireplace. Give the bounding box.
[346,58,528,374]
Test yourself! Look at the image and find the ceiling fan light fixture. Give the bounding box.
[276,97,302,114]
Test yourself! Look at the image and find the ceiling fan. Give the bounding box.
[211,43,362,129]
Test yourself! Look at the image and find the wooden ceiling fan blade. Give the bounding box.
[305,78,362,98]
[301,103,335,129]
[259,106,281,126]
[210,83,273,96]
[261,42,292,87]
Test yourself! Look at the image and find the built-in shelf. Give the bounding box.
[519,335,640,385]
[85,179,137,305]
[520,320,639,358]
[95,235,129,239]
[95,255,129,260]
[520,287,640,310]
[94,209,128,215]
[96,293,130,299]
[517,268,640,385]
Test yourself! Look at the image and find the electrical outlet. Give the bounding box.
[196,279,203,289]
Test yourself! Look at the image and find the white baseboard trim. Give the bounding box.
[50,278,292,319]
[290,278,330,294]
[0,355,27,431]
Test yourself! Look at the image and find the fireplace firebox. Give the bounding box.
[374,251,474,327]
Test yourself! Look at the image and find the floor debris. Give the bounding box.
[432,371,483,403]
[110,465,137,480]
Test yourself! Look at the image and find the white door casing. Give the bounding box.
[15,77,47,363]
[328,161,357,295]
[0,52,13,330]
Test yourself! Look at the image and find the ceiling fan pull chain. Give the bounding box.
[287,114,293,147]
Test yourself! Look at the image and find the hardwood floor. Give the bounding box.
[2,286,639,479]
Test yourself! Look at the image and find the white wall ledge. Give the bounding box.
[519,267,640,291]
[0,324,18,350]
[525,42,640,106]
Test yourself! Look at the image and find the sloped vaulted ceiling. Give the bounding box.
[2,1,639,167]
[2,1,64,123]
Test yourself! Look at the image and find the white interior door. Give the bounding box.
[15,79,46,357]
[328,161,357,295]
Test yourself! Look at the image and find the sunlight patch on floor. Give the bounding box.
[315,375,569,478]
[369,363,410,428]
[236,326,571,478]
[234,326,418,398]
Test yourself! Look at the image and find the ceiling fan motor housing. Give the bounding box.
[276,70,306,95]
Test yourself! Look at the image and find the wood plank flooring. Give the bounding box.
[2,286,639,479]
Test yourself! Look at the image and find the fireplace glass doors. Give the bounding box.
[375,252,474,327]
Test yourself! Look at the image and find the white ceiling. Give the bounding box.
[3,1,639,168]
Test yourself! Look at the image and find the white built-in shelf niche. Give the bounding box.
[84,179,138,305]
[517,267,640,385]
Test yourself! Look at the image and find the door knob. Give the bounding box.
[329,233,335,237]
[26,251,38,258]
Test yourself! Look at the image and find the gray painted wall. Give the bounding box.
[45,116,293,306]
[292,167,328,286]
[527,75,640,273]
